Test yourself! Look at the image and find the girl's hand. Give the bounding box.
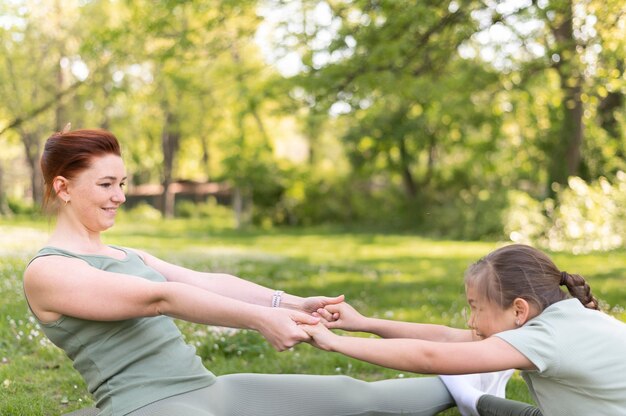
[300,323,338,351]
[315,302,367,332]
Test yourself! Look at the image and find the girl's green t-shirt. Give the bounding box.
[496,298,626,415]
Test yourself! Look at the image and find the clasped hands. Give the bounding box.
[261,295,364,352]
[257,295,342,351]
[303,300,366,351]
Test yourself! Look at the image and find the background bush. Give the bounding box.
[505,172,626,253]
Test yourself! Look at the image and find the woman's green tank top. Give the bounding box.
[30,246,216,416]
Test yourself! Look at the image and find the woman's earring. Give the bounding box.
[515,319,520,326]
[64,199,70,206]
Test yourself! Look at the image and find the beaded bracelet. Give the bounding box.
[271,290,284,308]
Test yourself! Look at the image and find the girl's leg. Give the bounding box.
[439,371,525,416]
[205,373,455,416]
[476,395,542,416]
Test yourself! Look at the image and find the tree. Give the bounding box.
[269,0,490,199]
[0,1,74,205]
[466,0,625,194]
[0,0,120,206]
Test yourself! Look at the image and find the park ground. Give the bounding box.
[1,218,625,415]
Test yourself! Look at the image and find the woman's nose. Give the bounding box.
[113,187,126,203]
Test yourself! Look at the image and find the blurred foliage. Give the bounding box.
[6,196,40,217]
[0,0,625,250]
[174,197,238,229]
[505,172,626,253]
[119,201,163,222]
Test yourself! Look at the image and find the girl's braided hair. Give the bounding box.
[465,244,599,311]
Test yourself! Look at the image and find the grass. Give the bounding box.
[1,217,625,415]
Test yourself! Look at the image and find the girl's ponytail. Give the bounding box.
[559,271,599,310]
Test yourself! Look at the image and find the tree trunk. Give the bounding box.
[54,0,68,132]
[423,133,437,188]
[200,133,211,182]
[0,164,12,216]
[548,0,583,189]
[233,187,243,229]
[233,186,252,229]
[199,100,211,181]
[20,130,43,207]
[160,111,180,218]
[55,58,68,131]
[398,136,417,199]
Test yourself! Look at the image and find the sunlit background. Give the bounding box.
[0,0,624,251]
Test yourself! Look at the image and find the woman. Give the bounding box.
[24,128,508,416]
[305,244,626,416]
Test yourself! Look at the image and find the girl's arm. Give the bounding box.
[319,302,473,342]
[135,249,343,314]
[302,323,534,374]
[24,256,319,351]
[359,319,472,342]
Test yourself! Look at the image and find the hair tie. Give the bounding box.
[559,271,568,286]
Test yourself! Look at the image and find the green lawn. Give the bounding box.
[1,218,625,415]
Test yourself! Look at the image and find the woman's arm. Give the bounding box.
[302,323,534,374]
[24,256,318,350]
[319,302,473,342]
[135,249,343,313]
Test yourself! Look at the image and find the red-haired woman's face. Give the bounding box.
[64,154,127,232]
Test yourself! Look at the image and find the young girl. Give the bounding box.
[305,244,626,416]
[24,127,510,416]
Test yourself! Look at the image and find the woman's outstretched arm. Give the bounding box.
[136,248,343,313]
[24,255,319,351]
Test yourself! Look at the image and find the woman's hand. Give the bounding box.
[315,302,367,332]
[297,294,345,315]
[255,307,320,352]
[300,323,339,351]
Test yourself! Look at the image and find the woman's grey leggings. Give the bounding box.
[126,373,455,416]
[477,395,542,416]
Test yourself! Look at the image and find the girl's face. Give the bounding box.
[63,154,127,232]
[465,285,518,339]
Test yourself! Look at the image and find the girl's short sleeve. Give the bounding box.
[495,319,559,374]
